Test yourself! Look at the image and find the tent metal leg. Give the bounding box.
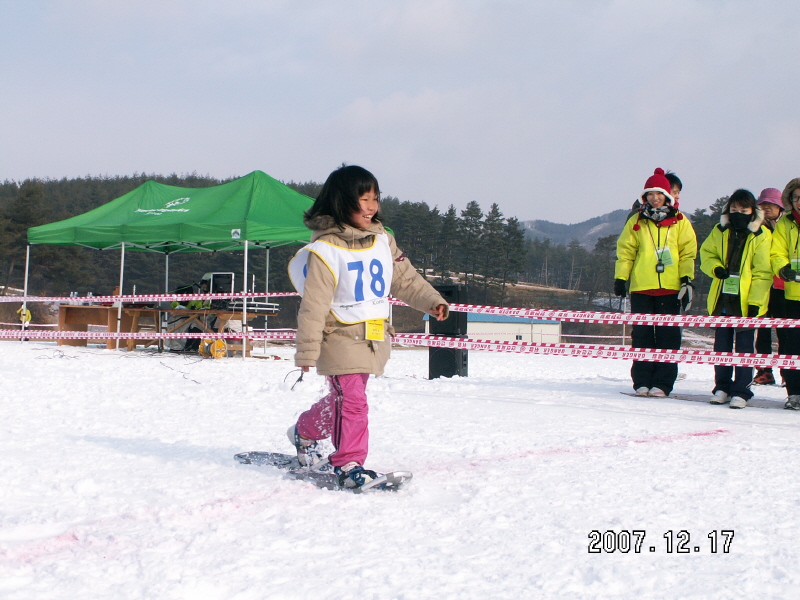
[22,245,30,343]
[116,242,125,350]
[242,243,248,360]
[265,246,270,353]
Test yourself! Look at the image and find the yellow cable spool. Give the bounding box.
[199,339,213,357]
[199,338,228,358]
[211,339,228,359]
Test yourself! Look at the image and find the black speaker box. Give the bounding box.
[428,345,469,379]
[430,284,468,336]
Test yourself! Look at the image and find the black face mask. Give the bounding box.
[729,212,752,230]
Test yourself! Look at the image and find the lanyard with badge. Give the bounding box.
[648,223,672,273]
[721,229,743,294]
[791,224,800,281]
[722,273,740,294]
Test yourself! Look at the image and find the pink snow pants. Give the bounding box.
[295,373,370,468]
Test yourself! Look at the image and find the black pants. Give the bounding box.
[779,298,800,396]
[755,287,786,357]
[713,327,755,399]
[630,293,681,394]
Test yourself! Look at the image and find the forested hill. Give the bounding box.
[0,175,528,307]
[1,174,727,318]
[522,208,630,248]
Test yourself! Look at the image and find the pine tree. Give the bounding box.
[380,197,440,276]
[435,205,460,282]
[480,203,506,301]
[689,196,728,298]
[458,201,483,289]
[1,180,47,294]
[690,197,727,248]
[584,234,618,308]
[498,216,526,305]
[566,239,588,290]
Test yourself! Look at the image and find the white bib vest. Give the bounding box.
[289,233,394,324]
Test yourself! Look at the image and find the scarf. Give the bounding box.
[641,204,674,223]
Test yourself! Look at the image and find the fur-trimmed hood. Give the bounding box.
[782,178,800,212]
[719,200,765,233]
[304,214,385,243]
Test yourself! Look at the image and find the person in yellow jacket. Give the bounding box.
[16,305,31,342]
[700,189,772,409]
[752,188,786,386]
[614,168,697,397]
[770,177,800,410]
[16,306,31,325]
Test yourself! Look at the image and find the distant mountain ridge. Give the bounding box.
[522,208,630,248]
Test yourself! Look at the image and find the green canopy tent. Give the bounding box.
[28,169,313,251]
[25,170,314,349]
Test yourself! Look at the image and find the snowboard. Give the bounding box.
[620,391,788,410]
[234,451,413,493]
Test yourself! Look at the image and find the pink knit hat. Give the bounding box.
[641,168,674,203]
[757,187,783,209]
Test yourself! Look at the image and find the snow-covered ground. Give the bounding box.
[1,340,798,599]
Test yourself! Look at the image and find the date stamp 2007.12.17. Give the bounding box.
[588,530,734,554]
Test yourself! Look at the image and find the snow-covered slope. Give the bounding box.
[1,341,797,599]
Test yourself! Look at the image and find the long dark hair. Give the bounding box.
[305,165,382,228]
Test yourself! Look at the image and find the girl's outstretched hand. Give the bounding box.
[429,304,448,321]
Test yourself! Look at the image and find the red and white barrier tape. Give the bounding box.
[3,290,798,328]
[0,330,298,341]
[392,334,800,369]
[0,291,299,304]
[1,327,796,368]
[435,302,796,329]
[560,334,630,339]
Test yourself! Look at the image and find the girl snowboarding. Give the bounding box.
[287,165,449,488]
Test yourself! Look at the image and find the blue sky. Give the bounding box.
[2,0,799,223]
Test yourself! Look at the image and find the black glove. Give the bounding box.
[747,305,759,318]
[677,276,694,312]
[780,265,799,282]
[714,266,730,280]
[614,278,627,298]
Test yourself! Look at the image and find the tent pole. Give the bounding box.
[264,246,270,353]
[22,245,30,343]
[242,242,248,360]
[162,253,169,353]
[23,245,30,298]
[116,242,125,350]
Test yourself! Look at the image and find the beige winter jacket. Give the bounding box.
[294,215,449,375]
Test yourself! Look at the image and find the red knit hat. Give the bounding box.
[632,168,683,230]
[641,168,674,203]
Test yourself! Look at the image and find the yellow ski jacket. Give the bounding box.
[770,212,800,301]
[615,212,697,293]
[699,221,772,316]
